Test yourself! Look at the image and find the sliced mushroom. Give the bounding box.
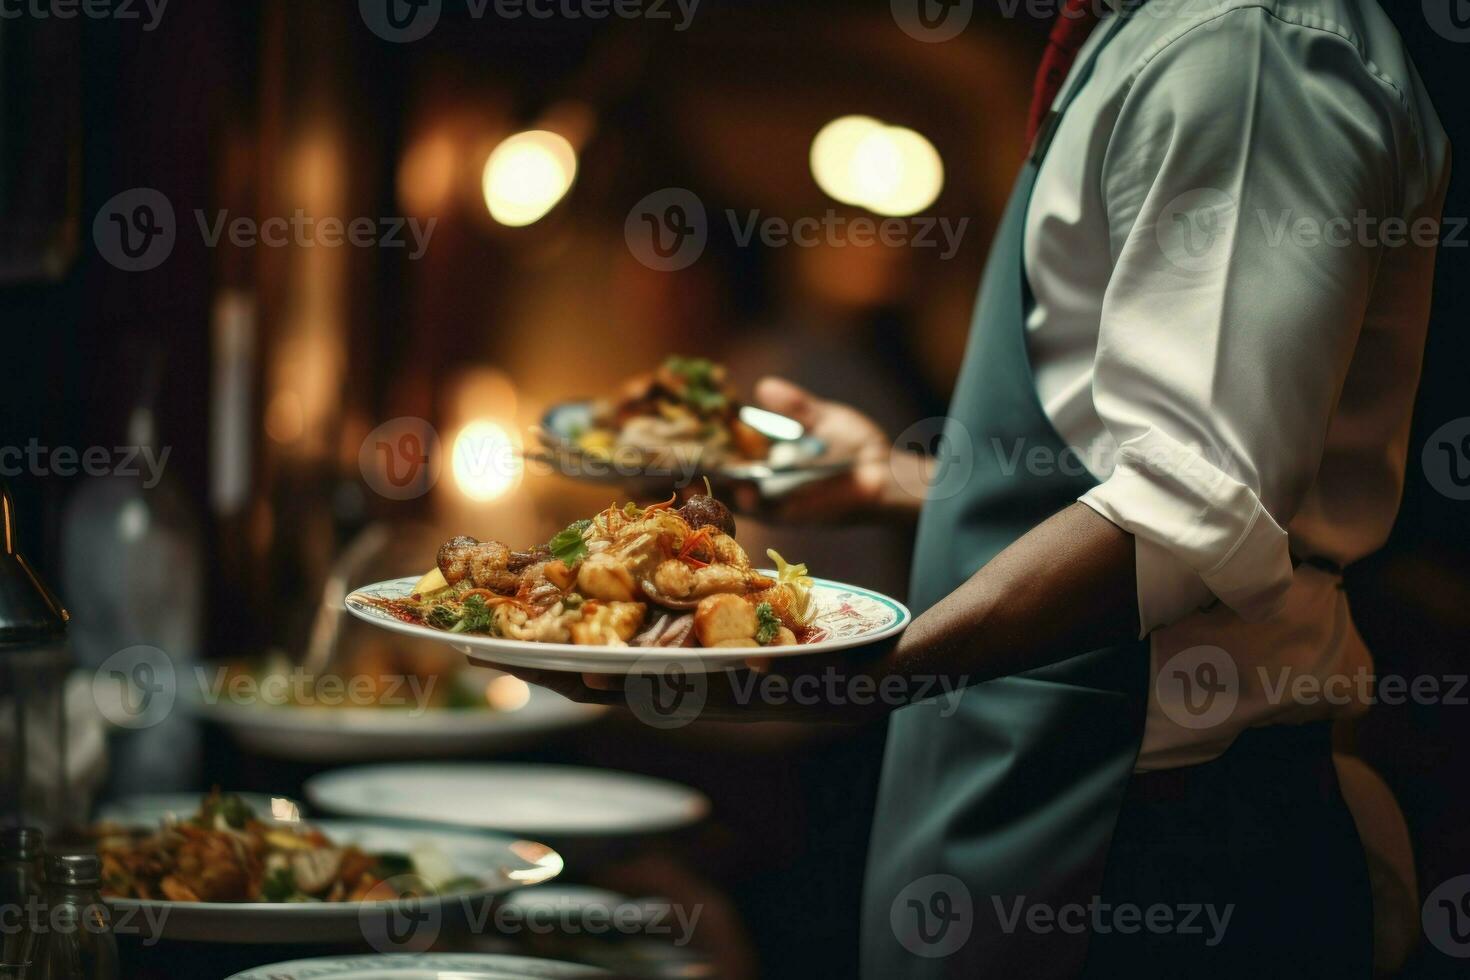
[290,848,344,895]
[639,579,702,610]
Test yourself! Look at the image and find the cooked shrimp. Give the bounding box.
[436,536,519,593]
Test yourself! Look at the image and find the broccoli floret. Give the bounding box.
[450,594,495,635]
[755,602,781,646]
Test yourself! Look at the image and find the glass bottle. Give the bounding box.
[29,855,117,980]
[0,482,73,835]
[0,828,44,974]
[60,391,203,793]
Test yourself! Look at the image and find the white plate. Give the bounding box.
[103,821,562,944]
[187,681,603,761]
[226,953,608,979]
[345,574,910,675]
[305,763,709,838]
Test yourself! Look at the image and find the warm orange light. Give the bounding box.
[485,674,531,711]
[398,133,458,216]
[811,116,944,216]
[451,420,522,501]
[265,390,305,443]
[482,130,577,227]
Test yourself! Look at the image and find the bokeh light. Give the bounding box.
[810,115,944,217]
[451,419,522,501]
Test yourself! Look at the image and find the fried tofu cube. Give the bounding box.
[694,593,758,647]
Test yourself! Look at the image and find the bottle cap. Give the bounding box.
[45,853,101,886]
[0,826,44,859]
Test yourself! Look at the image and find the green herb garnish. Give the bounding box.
[428,593,497,635]
[450,594,495,634]
[427,604,460,630]
[664,356,727,413]
[755,602,781,646]
[199,793,256,830]
[372,853,414,880]
[261,867,298,902]
[547,518,593,565]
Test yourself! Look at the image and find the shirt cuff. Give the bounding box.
[1078,429,1294,630]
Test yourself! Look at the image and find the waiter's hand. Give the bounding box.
[736,377,931,524]
[505,504,1141,724]
[500,639,903,725]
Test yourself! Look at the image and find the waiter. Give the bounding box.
[521,0,1449,974]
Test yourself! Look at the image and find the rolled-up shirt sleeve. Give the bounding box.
[1077,8,1398,632]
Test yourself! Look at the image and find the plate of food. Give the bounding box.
[188,651,603,761]
[535,356,851,490]
[95,791,562,943]
[344,489,910,674]
[226,953,610,979]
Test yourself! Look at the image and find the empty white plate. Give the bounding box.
[226,953,607,979]
[305,763,709,838]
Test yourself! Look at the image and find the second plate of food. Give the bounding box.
[96,791,562,944]
[533,357,851,494]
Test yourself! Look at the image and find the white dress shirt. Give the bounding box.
[1024,0,1450,768]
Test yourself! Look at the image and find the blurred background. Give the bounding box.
[0,0,1467,976]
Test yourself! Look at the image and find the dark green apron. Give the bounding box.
[862,12,1150,978]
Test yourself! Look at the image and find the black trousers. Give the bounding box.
[1082,723,1374,979]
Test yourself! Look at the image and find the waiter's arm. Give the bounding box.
[878,501,1139,685]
